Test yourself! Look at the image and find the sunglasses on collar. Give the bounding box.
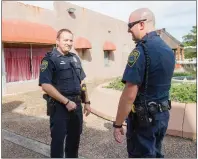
[128,19,147,29]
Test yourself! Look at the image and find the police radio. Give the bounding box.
[134,40,153,127]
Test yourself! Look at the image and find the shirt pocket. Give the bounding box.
[59,64,73,79]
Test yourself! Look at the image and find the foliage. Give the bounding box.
[173,72,196,78]
[182,26,197,59]
[105,77,196,103]
[105,77,124,91]
[182,26,197,47]
[184,47,197,59]
[170,83,196,103]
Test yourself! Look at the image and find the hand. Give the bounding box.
[65,100,77,111]
[113,127,124,143]
[84,104,91,116]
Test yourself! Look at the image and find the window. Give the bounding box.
[104,51,110,67]
[4,43,53,82]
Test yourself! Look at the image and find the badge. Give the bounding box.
[127,49,140,67]
[40,60,48,72]
[73,57,78,63]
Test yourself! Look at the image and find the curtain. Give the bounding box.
[31,45,53,79]
[4,44,31,82]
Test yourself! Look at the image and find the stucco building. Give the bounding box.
[2,1,183,95]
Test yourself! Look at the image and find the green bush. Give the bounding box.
[173,72,196,77]
[105,78,196,103]
[170,83,196,103]
[105,77,124,91]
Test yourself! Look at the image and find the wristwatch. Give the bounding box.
[113,121,122,128]
[85,101,91,104]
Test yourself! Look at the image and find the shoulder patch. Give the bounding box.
[40,60,48,72]
[127,49,140,67]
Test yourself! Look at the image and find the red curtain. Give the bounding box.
[4,44,31,82]
[31,45,53,79]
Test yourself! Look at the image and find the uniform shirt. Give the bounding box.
[122,31,175,103]
[39,48,86,95]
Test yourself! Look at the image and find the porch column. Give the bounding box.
[2,43,7,95]
[177,46,181,61]
[181,48,184,61]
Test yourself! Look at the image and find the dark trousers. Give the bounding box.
[126,111,170,158]
[50,101,83,158]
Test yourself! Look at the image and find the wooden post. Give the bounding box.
[181,48,184,61]
[177,46,181,61]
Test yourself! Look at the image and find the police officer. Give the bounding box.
[113,8,175,158]
[39,28,91,158]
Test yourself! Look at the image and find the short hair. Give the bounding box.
[56,28,73,39]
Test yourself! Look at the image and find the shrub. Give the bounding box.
[170,83,196,103]
[105,77,124,91]
[105,78,196,103]
[173,72,196,77]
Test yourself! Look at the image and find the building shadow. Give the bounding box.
[2,101,24,113]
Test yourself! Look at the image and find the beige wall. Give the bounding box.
[2,1,134,83]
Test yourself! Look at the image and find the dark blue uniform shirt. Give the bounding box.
[122,31,175,103]
[39,48,86,95]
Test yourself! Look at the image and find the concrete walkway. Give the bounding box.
[2,80,197,158]
[90,82,121,119]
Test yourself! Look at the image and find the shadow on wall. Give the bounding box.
[69,13,76,19]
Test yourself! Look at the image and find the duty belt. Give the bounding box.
[61,92,81,103]
[132,100,171,113]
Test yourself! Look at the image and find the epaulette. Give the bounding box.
[45,51,53,57]
[70,52,76,56]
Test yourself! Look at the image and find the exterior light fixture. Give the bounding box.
[67,8,76,14]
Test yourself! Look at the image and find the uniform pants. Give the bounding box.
[126,111,169,158]
[50,101,83,158]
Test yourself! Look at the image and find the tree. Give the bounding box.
[182,26,196,47]
[182,26,197,59]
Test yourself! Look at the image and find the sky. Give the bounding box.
[17,1,197,42]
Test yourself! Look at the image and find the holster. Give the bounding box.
[43,94,55,116]
[81,90,86,103]
[134,104,153,128]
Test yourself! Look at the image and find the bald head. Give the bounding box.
[128,8,156,42]
[129,8,155,27]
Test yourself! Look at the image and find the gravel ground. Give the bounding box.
[2,140,47,158]
[2,90,197,158]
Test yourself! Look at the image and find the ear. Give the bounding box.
[139,21,145,30]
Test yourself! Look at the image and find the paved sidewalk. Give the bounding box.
[90,82,122,119]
